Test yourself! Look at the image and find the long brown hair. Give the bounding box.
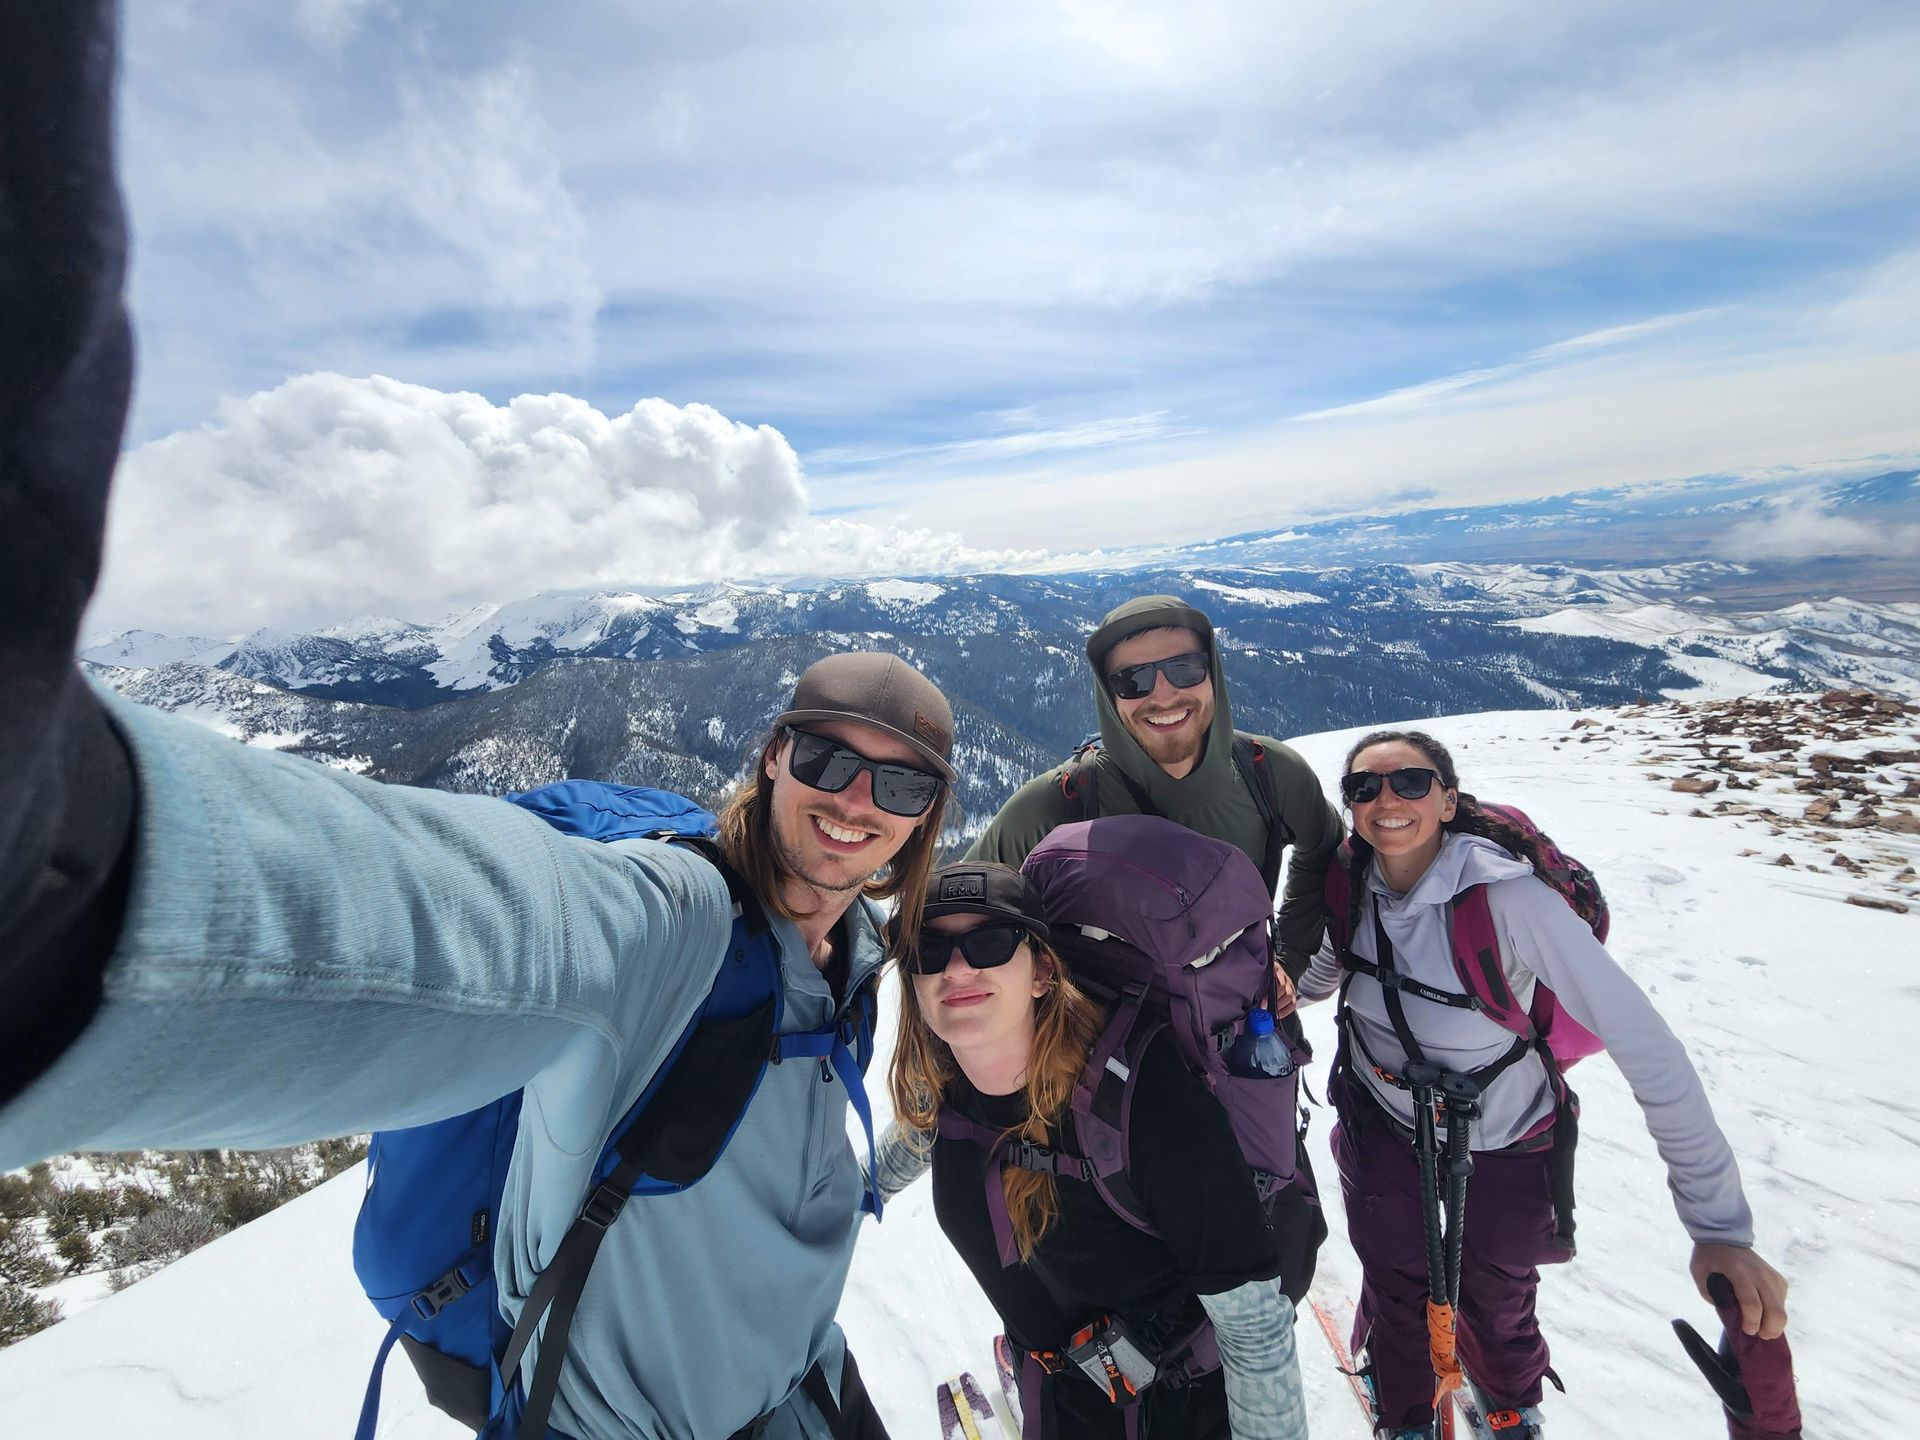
[714,727,950,933]
[888,931,1106,1261]
[1338,728,1556,940]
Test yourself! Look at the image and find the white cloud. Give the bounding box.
[396,66,601,352]
[852,340,1920,553]
[1720,499,1920,562]
[1291,308,1725,421]
[90,375,1033,635]
[291,0,388,49]
[809,411,1185,468]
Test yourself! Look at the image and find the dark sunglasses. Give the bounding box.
[1106,650,1210,701]
[904,922,1030,975]
[782,726,944,818]
[1340,767,1443,804]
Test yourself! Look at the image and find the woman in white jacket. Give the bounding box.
[1299,730,1789,1440]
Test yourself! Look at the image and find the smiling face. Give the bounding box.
[764,718,928,908]
[1346,739,1458,889]
[1105,625,1215,779]
[911,911,1049,1078]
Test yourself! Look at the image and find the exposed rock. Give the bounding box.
[1672,775,1720,794]
[1880,811,1920,835]
[1805,798,1837,822]
[1846,894,1910,914]
[1773,854,1796,867]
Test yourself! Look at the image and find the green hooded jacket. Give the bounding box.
[965,594,1343,976]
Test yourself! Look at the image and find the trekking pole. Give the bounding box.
[1439,1073,1481,1314]
[1403,1062,1464,1428]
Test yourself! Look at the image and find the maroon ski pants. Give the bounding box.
[1332,1099,1570,1430]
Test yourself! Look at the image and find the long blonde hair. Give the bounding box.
[714,727,949,933]
[888,930,1107,1261]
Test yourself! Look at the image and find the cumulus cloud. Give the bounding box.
[90,375,1036,636]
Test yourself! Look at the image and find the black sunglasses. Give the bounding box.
[782,727,945,818]
[1340,767,1443,804]
[1106,650,1210,701]
[904,922,1030,975]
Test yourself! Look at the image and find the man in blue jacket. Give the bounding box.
[0,7,950,1437]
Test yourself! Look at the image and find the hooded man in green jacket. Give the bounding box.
[966,594,1343,982]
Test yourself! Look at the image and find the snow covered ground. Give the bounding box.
[4,703,1914,1437]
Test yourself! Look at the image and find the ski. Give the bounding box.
[992,1335,1024,1438]
[1311,1291,1493,1439]
[1307,1293,1379,1431]
[936,1371,999,1440]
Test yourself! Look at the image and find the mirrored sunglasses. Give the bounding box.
[1106,650,1210,701]
[1340,767,1442,804]
[782,726,945,818]
[904,922,1030,975]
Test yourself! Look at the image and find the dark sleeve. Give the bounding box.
[0,1,140,1108]
[963,768,1072,867]
[1267,741,1343,978]
[1126,1039,1282,1296]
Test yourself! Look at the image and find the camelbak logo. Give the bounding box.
[914,711,946,747]
[942,873,986,900]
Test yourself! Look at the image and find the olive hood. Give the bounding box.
[1084,594,1242,811]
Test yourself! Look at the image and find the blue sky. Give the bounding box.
[94,0,1920,633]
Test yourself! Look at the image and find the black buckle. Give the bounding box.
[410,1264,474,1320]
[581,1182,627,1231]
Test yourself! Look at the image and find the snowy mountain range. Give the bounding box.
[5,697,1912,1438]
[78,552,1920,835]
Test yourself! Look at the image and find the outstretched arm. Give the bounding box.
[0,5,735,1168]
[1494,876,1789,1339]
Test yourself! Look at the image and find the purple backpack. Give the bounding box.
[1326,802,1607,1068]
[939,815,1307,1268]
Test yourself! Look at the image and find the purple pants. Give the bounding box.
[1332,1103,1569,1430]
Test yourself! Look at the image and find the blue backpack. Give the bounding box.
[349,782,881,1440]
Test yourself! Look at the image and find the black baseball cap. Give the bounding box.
[773,652,957,782]
[920,862,1052,940]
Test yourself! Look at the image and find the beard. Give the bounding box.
[1125,695,1213,770]
[770,803,883,897]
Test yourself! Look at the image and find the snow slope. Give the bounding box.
[4,705,1912,1437]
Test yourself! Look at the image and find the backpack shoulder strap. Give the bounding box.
[497,850,785,1440]
[1232,734,1290,896]
[1447,883,1525,1035]
[1056,739,1100,821]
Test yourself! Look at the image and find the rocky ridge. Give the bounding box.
[1557,690,1920,914]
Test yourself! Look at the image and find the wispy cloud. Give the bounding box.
[1290,308,1728,422]
[808,412,1188,469]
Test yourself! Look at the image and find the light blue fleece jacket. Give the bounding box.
[0,688,883,1440]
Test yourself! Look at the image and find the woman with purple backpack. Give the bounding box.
[871,856,1309,1440]
[1299,729,1792,1440]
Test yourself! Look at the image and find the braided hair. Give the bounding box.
[1339,729,1555,929]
